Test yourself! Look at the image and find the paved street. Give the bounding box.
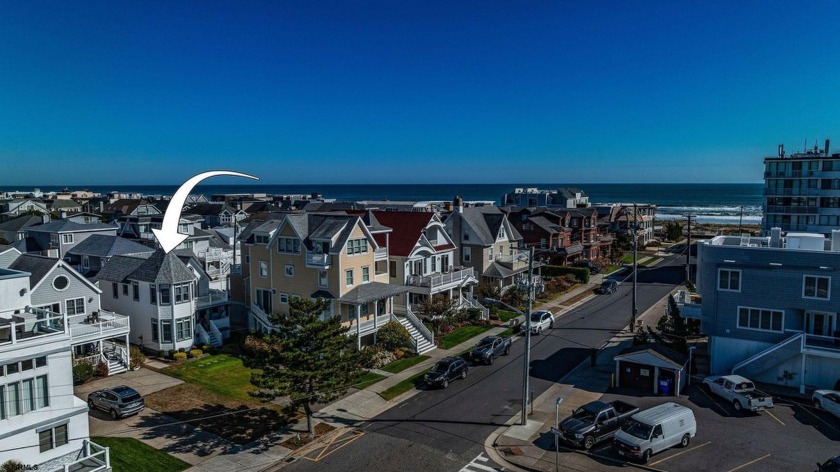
[282,255,686,472]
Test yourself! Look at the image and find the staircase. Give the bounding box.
[732,332,803,379]
[102,343,128,375]
[200,319,223,348]
[397,307,436,355]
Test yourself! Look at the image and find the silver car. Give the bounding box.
[88,385,145,419]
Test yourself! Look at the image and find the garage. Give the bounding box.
[614,343,688,396]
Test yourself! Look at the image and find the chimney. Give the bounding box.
[826,139,831,157]
[60,211,67,219]
[832,230,840,252]
[770,227,782,248]
[453,196,464,213]
[99,201,104,213]
[41,213,50,224]
[778,144,785,158]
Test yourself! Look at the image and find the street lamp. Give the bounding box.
[484,246,536,426]
[555,396,565,472]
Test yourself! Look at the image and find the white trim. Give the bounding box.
[30,260,102,294]
[802,274,831,300]
[717,268,741,292]
[64,297,86,316]
[51,275,70,292]
[736,305,784,333]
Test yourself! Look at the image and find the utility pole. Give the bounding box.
[738,206,743,234]
[631,203,638,332]
[521,246,535,426]
[685,215,693,284]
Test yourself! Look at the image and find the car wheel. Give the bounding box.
[110,409,119,420]
[583,435,595,450]
[641,449,652,464]
[442,379,449,389]
[680,433,690,448]
[87,399,95,410]
[504,346,510,355]
[461,369,467,379]
[733,400,742,412]
[550,321,555,329]
[488,356,494,365]
[814,399,822,409]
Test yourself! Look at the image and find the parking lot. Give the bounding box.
[583,384,840,472]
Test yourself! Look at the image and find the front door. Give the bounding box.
[806,311,836,337]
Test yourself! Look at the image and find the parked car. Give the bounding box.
[613,402,696,464]
[470,336,512,365]
[559,400,640,450]
[574,260,601,274]
[530,310,555,334]
[702,375,773,412]
[813,390,840,419]
[596,279,618,294]
[424,356,469,389]
[88,385,145,419]
[817,455,840,472]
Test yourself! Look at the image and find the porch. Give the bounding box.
[72,337,130,376]
[67,310,130,345]
[405,266,477,294]
[196,289,229,308]
[338,282,411,349]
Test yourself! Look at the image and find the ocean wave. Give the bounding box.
[656,205,762,215]
[656,214,762,224]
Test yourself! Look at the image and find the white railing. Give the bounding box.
[353,314,394,336]
[804,333,840,353]
[672,291,702,319]
[195,322,210,346]
[732,332,803,374]
[251,303,274,329]
[117,345,129,371]
[62,440,110,471]
[196,290,229,307]
[307,253,331,267]
[374,247,388,259]
[463,298,490,320]
[406,267,475,289]
[67,310,130,341]
[208,319,224,345]
[0,308,68,347]
[404,306,434,345]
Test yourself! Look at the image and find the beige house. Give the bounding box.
[246,213,432,351]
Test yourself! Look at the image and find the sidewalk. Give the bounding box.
[487,290,674,472]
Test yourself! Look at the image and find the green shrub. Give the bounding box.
[72,362,95,385]
[129,345,145,370]
[178,347,186,353]
[157,350,165,359]
[168,349,177,359]
[189,349,203,359]
[540,265,590,283]
[173,352,187,361]
[376,321,413,351]
[95,361,109,377]
[201,344,212,352]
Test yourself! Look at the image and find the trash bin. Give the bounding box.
[658,378,672,395]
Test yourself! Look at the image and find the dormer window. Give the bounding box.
[255,234,269,244]
[499,227,506,239]
[278,237,301,254]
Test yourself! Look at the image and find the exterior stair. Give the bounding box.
[200,319,223,348]
[396,314,436,355]
[732,332,803,379]
[103,343,128,375]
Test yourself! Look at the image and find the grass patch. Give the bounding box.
[603,265,622,274]
[163,353,258,404]
[640,257,661,267]
[355,371,387,389]
[381,355,430,374]
[379,370,429,401]
[619,253,635,264]
[438,324,493,350]
[497,310,520,322]
[499,328,515,338]
[92,436,189,472]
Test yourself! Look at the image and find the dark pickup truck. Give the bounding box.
[558,400,640,450]
[470,336,511,365]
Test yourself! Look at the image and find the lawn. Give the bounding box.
[603,265,622,275]
[379,370,429,401]
[163,353,257,404]
[498,327,515,338]
[640,257,661,266]
[437,324,494,350]
[381,355,430,374]
[355,371,387,389]
[92,437,189,472]
[497,310,520,322]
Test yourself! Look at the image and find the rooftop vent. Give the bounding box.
[770,227,782,248]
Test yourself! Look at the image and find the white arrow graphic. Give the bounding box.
[153,170,259,253]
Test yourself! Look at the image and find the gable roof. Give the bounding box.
[95,250,197,284]
[0,215,43,232]
[67,235,155,258]
[26,220,117,234]
[186,203,230,217]
[370,211,435,257]
[8,254,57,287]
[458,206,522,246]
[615,343,688,369]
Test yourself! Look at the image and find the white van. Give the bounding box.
[612,402,696,463]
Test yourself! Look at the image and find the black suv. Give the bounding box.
[424,357,469,389]
[573,260,601,274]
[596,279,618,294]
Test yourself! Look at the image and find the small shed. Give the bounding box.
[614,343,688,396]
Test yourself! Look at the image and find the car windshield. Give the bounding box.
[432,362,451,373]
[621,419,653,440]
[531,313,545,322]
[477,337,496,347]
[601,281,612,287]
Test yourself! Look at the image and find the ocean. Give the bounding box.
[5,183,764,225]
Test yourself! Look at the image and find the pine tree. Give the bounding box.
[243,297,370,436]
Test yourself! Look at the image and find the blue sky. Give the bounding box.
[1,1,839,185]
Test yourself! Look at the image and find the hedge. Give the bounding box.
[540,265,590,283]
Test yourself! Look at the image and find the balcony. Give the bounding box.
[306,253,332,268]
[765,205,818,215]
[406,267,476,291]
[495,252,528,270]
[67,310,130,344]
[0,307,68,348]
[345,313,394,337]
[37,439,111,472]
[196,290,229,308]
[672,290,702,319]
[763,187,822,196]
[804,333,840,355]
[374,246,388,260]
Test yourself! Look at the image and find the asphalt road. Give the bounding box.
[283,256,685,472]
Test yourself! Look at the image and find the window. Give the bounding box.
[318,270,328,287]
[21,359,33,371]
[66,298,84,316]
[112,282,119,298]
[464,232,470,241]
[255,234,269,244]
[132,281,139,301]
[463,247,471,262]
[82,256,89,269]
[718,269,741,291]
[488,247,493,261]
[181,240,194,250]
[362,267,370,283]
[50,234,59,245]
[52,275,69,291]
[122,284,129,296]
[61,233,73,244]
[285,264,295,277]
[431,257,437,272]
[179,223,189,234]
[174,283,191,303]
[39,424,68,453]
[804,275,830,300]
[176,318,192,341]
[259,260,268,278]
[6,383,20,417]
[161,320,172,343]
[160,285,171,304]
[151,319,159,342]
[279,293,289,304]
[150,284,157,304]
[737,307,783,332]
[35,357,46,368]
[389,260,397,278]
[540,238,547,249]
[21,378,34,413]
[346,239,369,255]
[346,269,354,286]
[277,237,301,254]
